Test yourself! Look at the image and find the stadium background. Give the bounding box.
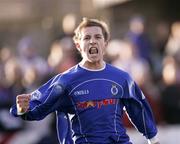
[0,0,180,143]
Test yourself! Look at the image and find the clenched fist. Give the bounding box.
[16,94,31,114]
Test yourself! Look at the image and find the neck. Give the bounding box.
[79,60,105,70]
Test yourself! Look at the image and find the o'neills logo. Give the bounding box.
[74,90,89,96]
[111,84,118,96]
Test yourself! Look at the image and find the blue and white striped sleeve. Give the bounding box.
[122,75,158,140]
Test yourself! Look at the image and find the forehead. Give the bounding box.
[80,26,103,36]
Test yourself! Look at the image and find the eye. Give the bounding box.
[83,36,90,40]
[95,35,103,39]
[96,36,102,39]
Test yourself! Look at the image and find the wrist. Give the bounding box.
[148,135,159,144]
[17,106,29,115]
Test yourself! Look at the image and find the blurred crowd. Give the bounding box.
[0,16,180,144]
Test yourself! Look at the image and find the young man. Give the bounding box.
[10,18,160,144]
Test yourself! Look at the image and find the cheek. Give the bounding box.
[100,43,106,52]
[102,42,108,51]
[81,43,88,52]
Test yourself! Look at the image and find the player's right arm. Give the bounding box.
[10,74,66,120]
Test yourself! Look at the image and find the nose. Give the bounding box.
[90,37,96,44]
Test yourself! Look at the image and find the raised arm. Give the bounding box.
[10,74,66,121]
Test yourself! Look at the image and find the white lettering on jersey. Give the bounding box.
[74,90,89,96]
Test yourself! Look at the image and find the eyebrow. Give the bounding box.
[95,34,103,36]
[83,33,103,37]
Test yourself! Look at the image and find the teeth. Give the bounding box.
[89,47,98,54]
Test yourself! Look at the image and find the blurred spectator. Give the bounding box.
[47,37,78,75]
[17,36,49,86]
[0,46,15,85]
[106,39,162,125]
[165,21,180,56]
[21,66,40,92]
[160,21,180,124]
[0,49,25,144]
[108,39,150,86]
[62,13,77,36]
[104,39,121,63]
[0,40,55,144]
[152,21,170,82]
[154,21,170,56]
[0,47,25,120]
[161,54,180,124]
[125,15,153,65]
[4,57,26,98]
[47,40,64,72]
[0,46,14,63]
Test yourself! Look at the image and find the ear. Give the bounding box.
[105,41,109,49]
[104,41,108,47]
[75,43,81,52]
[102,41,108,55]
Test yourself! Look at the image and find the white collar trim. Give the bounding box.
[79,63,106,72]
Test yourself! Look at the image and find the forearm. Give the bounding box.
[10,76,66,121]
[10,101,45,121]
[123,79,159,143]
[123,98,158,139]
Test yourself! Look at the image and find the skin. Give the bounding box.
[16,94,31,113]
[76,26,108,70]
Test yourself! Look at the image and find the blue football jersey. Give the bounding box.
[10,63,157,144]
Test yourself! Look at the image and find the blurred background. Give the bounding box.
[0,0,180,143]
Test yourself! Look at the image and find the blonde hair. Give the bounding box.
[73,17,110,43]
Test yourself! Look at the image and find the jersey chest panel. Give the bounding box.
[69,79,123,109]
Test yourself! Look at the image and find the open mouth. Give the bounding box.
[89,47,98,54]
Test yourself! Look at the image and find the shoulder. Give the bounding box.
[106,63,132,81]
[62,64,79,76]
[57,65,80,82]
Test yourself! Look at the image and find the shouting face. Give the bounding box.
[76,26,108,64]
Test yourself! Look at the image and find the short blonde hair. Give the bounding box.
[73,17,110,43]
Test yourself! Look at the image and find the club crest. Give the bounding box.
[111,84,118,96]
